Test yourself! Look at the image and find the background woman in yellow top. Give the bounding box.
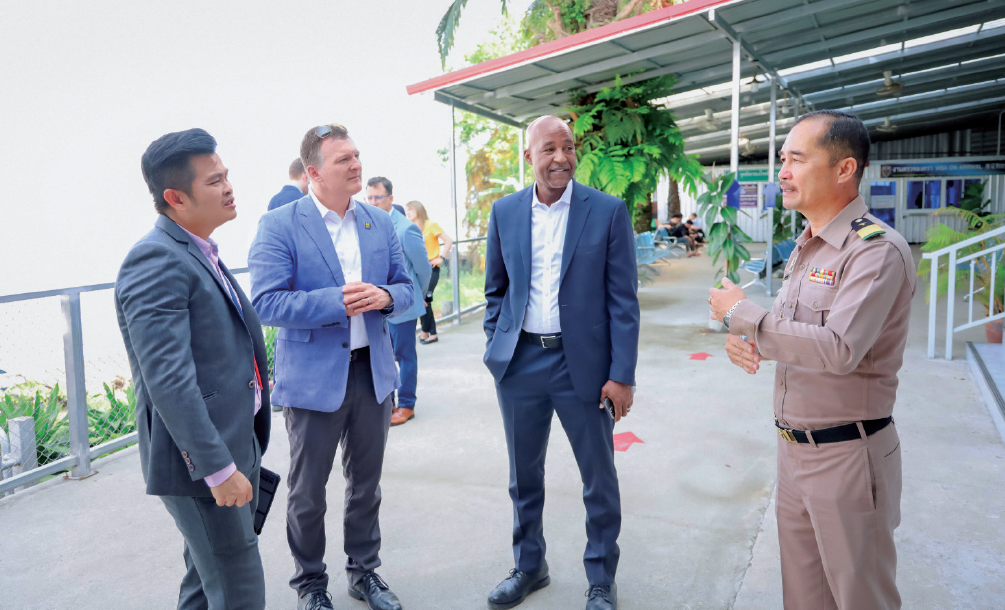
[405,200,453,344]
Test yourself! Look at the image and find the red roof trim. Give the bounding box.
[406,0,735,96]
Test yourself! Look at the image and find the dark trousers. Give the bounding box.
[388,318,418,410]
[161,465,264,610]
[284,356,393,595]
[496,342,621,586]
[419,265,439,335]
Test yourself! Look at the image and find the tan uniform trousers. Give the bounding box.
[776,422,902,610]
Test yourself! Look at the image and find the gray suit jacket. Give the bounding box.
[115,215,271,497]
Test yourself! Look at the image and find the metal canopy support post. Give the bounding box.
[519,128,526,189]
[449,102,461,326]
[62,293,93,479]
[706,9,813,113]
[766,76,777,296]
[730,38,740,174]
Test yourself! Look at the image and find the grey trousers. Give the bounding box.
[161,466,264,610]
[285,355,393,596]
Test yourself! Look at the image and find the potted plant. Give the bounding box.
[918,180,1004,343]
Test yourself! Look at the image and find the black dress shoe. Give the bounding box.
[298,589,334,610]
[348,571,402,610]
[585,582,617,610]
[487,560,550,610]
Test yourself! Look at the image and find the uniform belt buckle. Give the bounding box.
[777,427,797,443]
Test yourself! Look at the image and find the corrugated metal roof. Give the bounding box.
[407,0,1005,164]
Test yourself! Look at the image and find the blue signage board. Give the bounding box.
[880,161,1005,178]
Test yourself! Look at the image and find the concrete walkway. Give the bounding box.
[2,248,1003,609]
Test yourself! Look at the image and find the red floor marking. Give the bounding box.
[613,432,644,452]
[689,352,713,360]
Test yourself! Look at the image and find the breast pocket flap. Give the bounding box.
[280,328,312,342]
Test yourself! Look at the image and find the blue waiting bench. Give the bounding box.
[740,239,796,291]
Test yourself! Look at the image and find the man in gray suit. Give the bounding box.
[365,176,431,426]
[115,128,271,610]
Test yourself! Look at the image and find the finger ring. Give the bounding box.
[366,297,371,305]
[708,296,713,305]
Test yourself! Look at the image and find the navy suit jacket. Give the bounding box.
[249,196,414,411]
[115,215,271,497]
[483,181,640,404]
[268,184,304,211]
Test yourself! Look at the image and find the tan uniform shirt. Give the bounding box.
[729,196,917,430]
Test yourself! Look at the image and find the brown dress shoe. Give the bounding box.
[390,407,414,426]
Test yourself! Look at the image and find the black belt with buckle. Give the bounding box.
[349,346,370,362]
[775,416,893,444]
[519,331,563,349]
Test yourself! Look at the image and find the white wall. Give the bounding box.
[0,1,521,295]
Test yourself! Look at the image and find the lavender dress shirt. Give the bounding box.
[182,227,261,488]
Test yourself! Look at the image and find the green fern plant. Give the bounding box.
[568,74,704,233]
[918,206,1004,316]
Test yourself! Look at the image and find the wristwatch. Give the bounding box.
[723,299,745,330]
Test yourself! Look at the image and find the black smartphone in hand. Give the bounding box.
[603,397,616,420]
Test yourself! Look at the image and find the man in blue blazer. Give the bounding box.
[365,176,432,426]
[483,116,640,610]
[115,128,271,610]
[267,158,309,211]
[249,124,413,610]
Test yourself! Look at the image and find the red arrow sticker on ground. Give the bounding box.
[689,352,713,360]
[613,432,644,452]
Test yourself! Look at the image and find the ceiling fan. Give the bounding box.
[876,71,903,96]
[698,108,721,132]
[876,117,898,133]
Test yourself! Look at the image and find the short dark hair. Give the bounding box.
[366,176,393,195]
[141,128,217,214]
[671,213,683,220]
[793,110,870,182]
[289,158,305,179]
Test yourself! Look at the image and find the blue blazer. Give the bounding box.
[483,181,640,403]
[268,184,304,211]
[115,215,271,497]
[249,196,414,411]
[388,208,432,322]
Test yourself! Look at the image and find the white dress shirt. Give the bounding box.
[311,187,369,349]
[522,180,574,334]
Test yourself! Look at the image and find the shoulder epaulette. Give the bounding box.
[851,217,885,241]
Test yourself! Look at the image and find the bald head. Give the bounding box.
[526,115,573,147]
[524,115,576,205]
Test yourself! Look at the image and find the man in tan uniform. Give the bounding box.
[709,109,916,610]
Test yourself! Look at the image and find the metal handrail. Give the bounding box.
[0,239,490,492]
[924,224,1005,359]
[435,234,488,325]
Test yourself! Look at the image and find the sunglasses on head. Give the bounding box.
[315,124,346,139]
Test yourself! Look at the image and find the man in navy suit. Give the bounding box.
[116,128,271,610]
[267,158,309,211]
[249,124,413,610]
[483,116,640,610]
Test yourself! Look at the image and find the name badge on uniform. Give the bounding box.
[808,267,836,286]
[364,222,372,230]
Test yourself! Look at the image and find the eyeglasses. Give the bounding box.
[315,123,346,139]
[365,195,388,202]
